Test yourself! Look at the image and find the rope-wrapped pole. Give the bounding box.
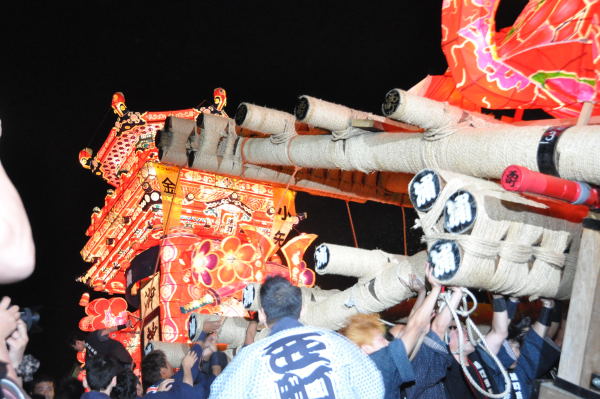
[242,282,261,311]
[314,243,402,281]
[187,313,250,349]
[236,117,600,185]
[414,169,582,298]
[145,341,191,368]
[157,117,194,167]
[189,113,230,171]
[235,103,297,143]
[381,88,501,136]
[294,95,384,135]
[243,250,428,330]
[303,250,428,329]
[216,317,250,348]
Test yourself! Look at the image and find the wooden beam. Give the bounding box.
[577,102,594,126]
[538,382,586,399]
[557,214,600,389]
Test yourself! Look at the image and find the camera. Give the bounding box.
[19,307,40,331]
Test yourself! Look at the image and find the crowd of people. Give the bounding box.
[2,270,565,399]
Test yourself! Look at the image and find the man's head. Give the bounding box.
[505,316,529,367]
[141,350,173,392]
[340,314,389,355]
[258,276,302,326]
[67,330,86,352]
[84,356,118,394]
[54,377,84,399]
[32,376,55,399]
[110,369,140,399]
[448,323,475,356]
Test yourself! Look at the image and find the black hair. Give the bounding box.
[30,374,55,396]
[85,356,119,391]
[55,377,84,399]
[141,350,167,391]
[508,316,531,346]
[110,369,139,399]
[66,330,86,349]
[31,375,55,386]
[260,276,302,324]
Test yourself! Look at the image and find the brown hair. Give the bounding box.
[340,313,385,347]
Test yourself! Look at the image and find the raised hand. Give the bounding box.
[182,350,198,371]
[425,264,441,289]
[182,350,199,386]
[201,333,218,361]
[6,320,28,370]
[0,297,20,340]
[540,298,555,308]
[157,379,174,392]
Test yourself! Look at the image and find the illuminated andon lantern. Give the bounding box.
[79,91,318,358]
[159,228,201,343]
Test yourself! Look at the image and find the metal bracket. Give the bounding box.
[583,212,600,231]
[591,373,600,392]
[554,377,600,398]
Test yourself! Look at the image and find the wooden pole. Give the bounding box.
[557,214,600,385]
[539,101,600,398]
[538,213,600,398]
[576,101,594,126]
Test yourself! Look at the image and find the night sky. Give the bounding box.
[0,1,525,379]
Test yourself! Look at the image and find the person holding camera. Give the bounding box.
[1,296,30,399]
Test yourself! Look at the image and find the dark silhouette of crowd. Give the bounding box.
[1,267,566,399]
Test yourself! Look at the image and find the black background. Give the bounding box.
[0,0,526,379]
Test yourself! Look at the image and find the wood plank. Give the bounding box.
[582,292,600,389]
[538,382,584,399]
[557,224,600,386]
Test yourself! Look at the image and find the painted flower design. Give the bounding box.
[190,240,218,287]
[79,298,129,331]
[214,236,257,283]
[298,262,315,287]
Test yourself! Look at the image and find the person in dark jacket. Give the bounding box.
[110,369,140,399]
[341,266,442,399]
[141,342,212,399]
[478,298,561,399]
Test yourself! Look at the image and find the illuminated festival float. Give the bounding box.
[77,1,599,396]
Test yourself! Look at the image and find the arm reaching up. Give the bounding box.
[483,294,509,355]
[181,350,198,386]
[407,273,427,319]
[244,319,258,347]
[430,286,463,340]
[546,301,562,340]
[400,266,441,355]
[506,296,519,322]
[532,298,554,339]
